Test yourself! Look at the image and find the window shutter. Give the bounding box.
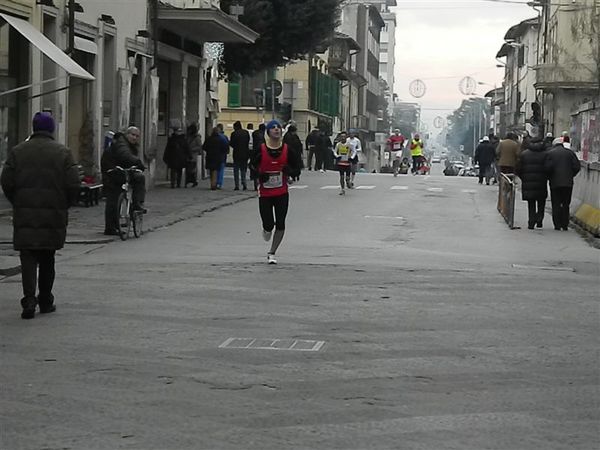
[228,76,241,107]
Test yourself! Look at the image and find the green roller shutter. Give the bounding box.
[228,74,241,108]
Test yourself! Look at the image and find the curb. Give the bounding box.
[0,193,255,279]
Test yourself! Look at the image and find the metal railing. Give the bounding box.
[497,172,517,229]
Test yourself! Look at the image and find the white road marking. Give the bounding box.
[390,186,409,190]
[289,185,308,189]
[511,264,575,272]
[355,185,376,190]
[462,189,477,193]
[427,187,444,192]
[364,215,405,220]
[321,186,340,190]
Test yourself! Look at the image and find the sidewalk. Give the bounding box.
[0,182,256,277]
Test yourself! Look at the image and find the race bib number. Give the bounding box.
[393,142,402,150]
[264,172,283,188]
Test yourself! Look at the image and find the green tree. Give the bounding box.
[219,0,343,77]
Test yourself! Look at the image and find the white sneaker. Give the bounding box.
[262,230,272,242]
[320,169,325,173]
[267,253,277,264]
[339,189,345,195]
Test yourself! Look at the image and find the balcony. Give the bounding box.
[535,63,599,92]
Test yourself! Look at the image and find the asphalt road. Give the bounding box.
[1,166,598,450]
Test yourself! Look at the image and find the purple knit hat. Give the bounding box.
[32,112,55,134]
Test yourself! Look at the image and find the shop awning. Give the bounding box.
[157,6,259,44]
[0,13,94,80]
[74,36,98,55]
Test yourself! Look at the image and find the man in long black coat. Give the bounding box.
[230,121,251,190]
[474,136,496,185]
[516,138,549,229]
[1,112,80,319]
[545,138,581,231]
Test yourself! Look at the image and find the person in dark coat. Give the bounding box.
[305,128,320,171]
[250,123,266,190]
[230,121,251,190]
[545,138,581,231]
[1,112,80,319]
[283,123,303,181]
[186,123,202,187]
[101,126,146,234]
[474,136,497,185]
[163,127,191,188]
[516,139,549,229]
[203,127,225,190]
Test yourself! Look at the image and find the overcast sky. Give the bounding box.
[391,0,536,131]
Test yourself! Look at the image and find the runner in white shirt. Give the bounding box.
[347,129,362,188]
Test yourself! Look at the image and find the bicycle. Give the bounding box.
[107,166,144,240]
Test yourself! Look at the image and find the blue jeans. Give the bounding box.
[217,161,225,187]
[233,162,247,189]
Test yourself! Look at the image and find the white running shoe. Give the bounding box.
[262,230,272,242]
[320,169,325,173]
[267,253,277,264]
[339,189,345,195]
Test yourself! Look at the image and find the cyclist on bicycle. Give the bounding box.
[101,126,147,236]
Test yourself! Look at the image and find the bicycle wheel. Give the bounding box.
[132,210,143,238]
[117,192,130,240]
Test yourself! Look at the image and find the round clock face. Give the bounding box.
[459,76,477,95]
[409,79,427,98]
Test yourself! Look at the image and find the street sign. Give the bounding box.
[265,79,283,97]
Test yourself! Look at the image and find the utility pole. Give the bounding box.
[271,80,276,120]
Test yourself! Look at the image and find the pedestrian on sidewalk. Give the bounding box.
[474,136,496,185]
[496,132,521,174]
[230,121,250,190]
[185,123,202,187]
[305,128,320,171]
[516,137,549,229]
[216,123,229,189]
[1,112,80,319]
[545,137,581,231]
[250,123,266,191]
[101,126,147,234]
[203,127,223,190]
[250,119,302,264]
[283,122,303,182]
[163,125,191,188]
[332,131,356,195]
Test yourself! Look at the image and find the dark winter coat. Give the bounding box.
[163,133,191,170]
[474,142,496,166]
[497,138,521,168]
[305,131,320,150]
[515,147,548,200]
[283,132,303,159]
[101,133,143,173]
[0,132,80,250]
[187,134,202,163]
[203,134,224,171]
[544,144,581,188]
[230,128,251,164]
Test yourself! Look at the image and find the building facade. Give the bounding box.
[0,0,258,185]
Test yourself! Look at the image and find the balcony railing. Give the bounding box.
[535,63,599,91]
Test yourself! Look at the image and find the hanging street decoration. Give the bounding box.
[409,79,427,98]
[459,76,477,96]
